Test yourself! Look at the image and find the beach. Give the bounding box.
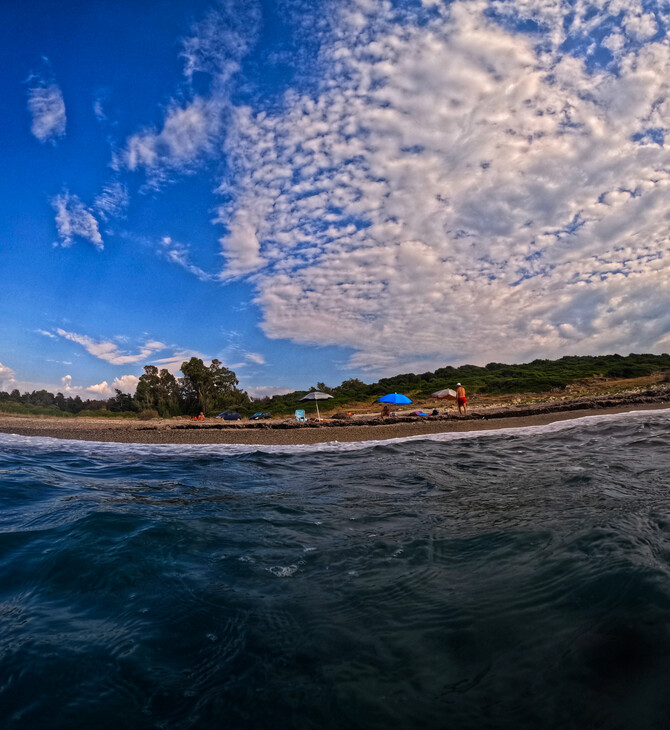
[2,386,668,445]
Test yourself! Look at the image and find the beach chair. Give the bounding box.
[295,409,307,422]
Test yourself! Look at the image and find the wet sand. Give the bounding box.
[1,390,668,445]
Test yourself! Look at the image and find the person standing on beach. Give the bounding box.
[456,383,467,416]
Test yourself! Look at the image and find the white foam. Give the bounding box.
[0,406,668,458]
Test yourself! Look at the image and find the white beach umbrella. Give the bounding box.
[299,391,334,420]
[432,388,457,400]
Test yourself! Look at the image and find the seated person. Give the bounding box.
[381,405,390,419]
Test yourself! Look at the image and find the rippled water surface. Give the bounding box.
[2,410,670,729]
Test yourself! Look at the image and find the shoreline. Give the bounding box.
[1,390,668,445]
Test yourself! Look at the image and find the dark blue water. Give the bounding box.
[1,410,670,729]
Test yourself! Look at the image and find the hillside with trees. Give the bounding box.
[1,352,668,418]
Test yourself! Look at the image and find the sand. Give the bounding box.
[1,387,668,445]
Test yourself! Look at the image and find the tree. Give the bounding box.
[54,392,67,411]
[107,389,136,413]
[135,365,180,416]
[180,358,248,414]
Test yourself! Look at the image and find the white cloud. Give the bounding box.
[246,385,294,399]
[87,381,110,396]
[623,11,657,41]
[27,79,66,143]
[158,237,213,281]
[123,98,221,183]
[212,0,670,374]
[121,1,260,187]
[52,192,104,250]
[54,329,166,365]
[0,363,16,390]
[151,349,210,374]
[246,352,265,365]
[61,374,74,392]
[180,0,260,82]
[94,182,129,220]
[87,374,139,398]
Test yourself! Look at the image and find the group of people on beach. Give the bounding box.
[381,383,468,419]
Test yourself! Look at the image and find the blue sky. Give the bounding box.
[1,0,669,400]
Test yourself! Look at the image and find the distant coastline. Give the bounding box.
[2,386,668,445]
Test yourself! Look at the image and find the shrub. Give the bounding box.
[138,409,160,420]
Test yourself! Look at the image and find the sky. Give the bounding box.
[1,0,669,400]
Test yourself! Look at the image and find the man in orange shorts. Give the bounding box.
[456,383,467,416]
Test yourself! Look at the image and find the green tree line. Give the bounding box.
[1,352,668,418]
[0,358,249,418]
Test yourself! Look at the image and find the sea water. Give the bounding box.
[1,409,670,729]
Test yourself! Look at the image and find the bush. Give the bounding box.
[77,409,137,419]
[138,409,160,420]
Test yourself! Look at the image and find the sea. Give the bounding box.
[1,409,670,730]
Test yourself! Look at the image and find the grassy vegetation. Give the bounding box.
[256,353,670,416]
[77,410,138,419]
[0,402,76,417]
[0,403,136,418]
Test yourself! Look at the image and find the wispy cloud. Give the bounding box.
[211,0,670,373]
[150,350,210,374]
[120,0,260,187]
[27,70,66,144]
[246,385,294,399]
[157,237,214,281]
[53,329,166,365]
[94,182,129,221]
[123,97,222,184]
[52,192,104,250]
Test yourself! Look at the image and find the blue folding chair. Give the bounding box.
[295,409,307,422]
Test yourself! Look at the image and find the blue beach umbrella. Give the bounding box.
[377,393,412,405]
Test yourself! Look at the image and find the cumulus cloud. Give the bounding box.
[61,374,74,391]
[54,329,166,365]
[52,192,104,250]
[27,77,66,143]
[0,362,16,390]
[87,374,140,398]
[212,0,670,373]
